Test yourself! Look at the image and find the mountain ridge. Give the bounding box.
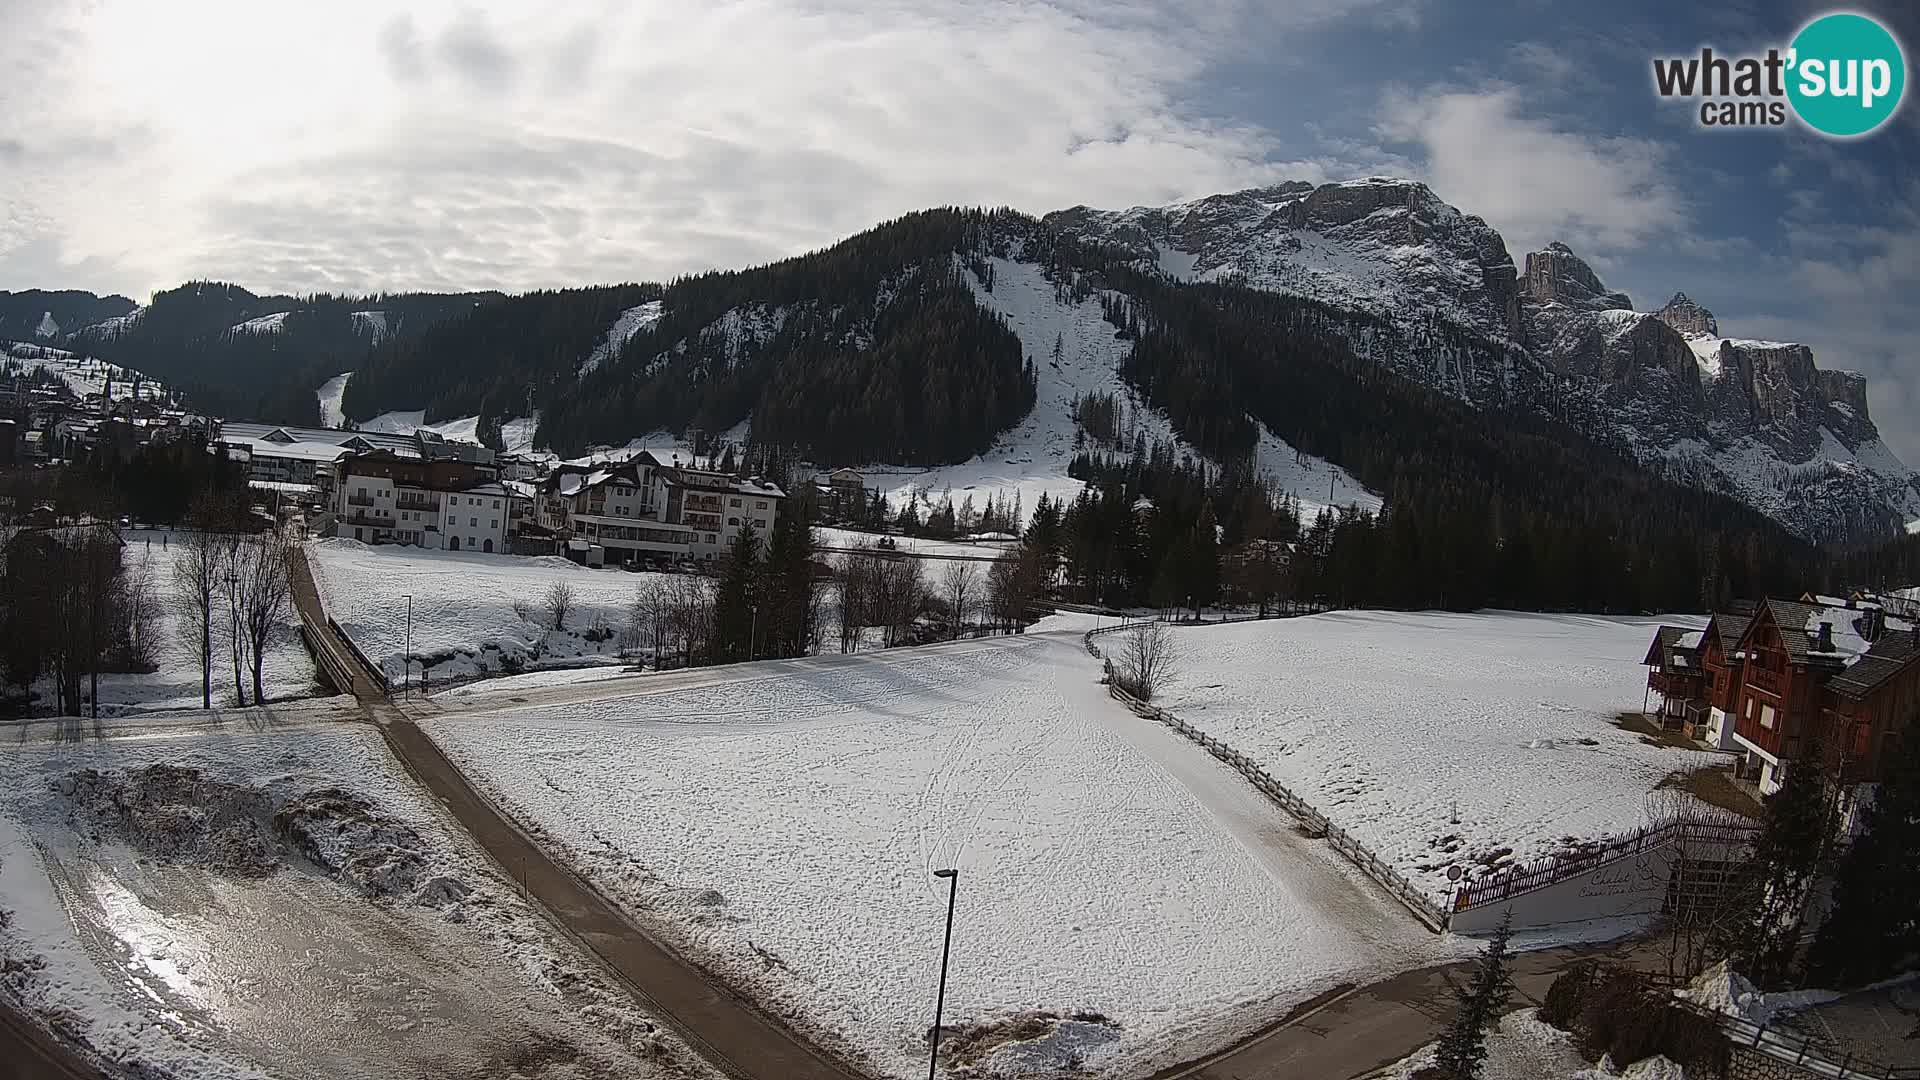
[7,178,1913,545]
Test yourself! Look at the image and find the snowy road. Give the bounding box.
[424,630,1459,1078]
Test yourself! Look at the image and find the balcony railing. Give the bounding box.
[346,494,376,507]
[396,496,440,511]
[1747,666,1785,695]
[1648,670,1704,697]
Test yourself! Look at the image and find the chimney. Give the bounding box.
[1862,608,1885,643]
[1816,622,1835,652]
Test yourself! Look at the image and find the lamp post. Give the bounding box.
[403,593,413,700]
[927,867,959,1080]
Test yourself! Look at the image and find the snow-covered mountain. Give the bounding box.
[1047,179,1920,544]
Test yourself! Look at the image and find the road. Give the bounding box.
[289,547,866,1080]
[0,999,100,1080]
[292,548,1658,1080]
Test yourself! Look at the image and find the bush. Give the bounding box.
[1553,964,1730,1079]
[1539,962,1595,1029]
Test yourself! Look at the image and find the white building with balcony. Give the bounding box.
[534,451,783,565]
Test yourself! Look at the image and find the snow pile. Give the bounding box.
[1377,1009,1594,1080]
[1154,611,1718,898]
[307,538,671,683]
[424,632,1458,1078]
[0,724,703,1079]
[1678,961,1841,1026]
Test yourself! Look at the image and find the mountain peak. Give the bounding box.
[1656,291,1719,337]
[1520,244,1632,311]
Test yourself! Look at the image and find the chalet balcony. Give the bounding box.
[1647,670,1704,698]
[684,494,723,513]
[1746,665,1785,696]
[337,512,390,529]
[346,494,376,507]
[395,495,440,512]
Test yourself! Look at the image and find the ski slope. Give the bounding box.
[421,633,1457,1078]
[865,256,1377,525]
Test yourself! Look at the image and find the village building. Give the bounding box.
[530,450,784,566]
[1645,596,1918,820]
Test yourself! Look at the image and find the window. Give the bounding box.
[492,499,500,509]
[447,515,456,525]
[1760,704,1777,730]
[490,519,498,529]
[756,500,767,509]
[754,518,767,529]
[357,487,366,497]
[705,533,717,544]
[729,497,742,507]
[470,517,478,527]
[1745,697,1755,719]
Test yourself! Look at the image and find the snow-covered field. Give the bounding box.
[57,531,319,715]
[308,539,669,683]
[315,371,351,427]
[861,255,1377,527]
[815,526,1019,560]
[0,717,707,1080]
[1154,611,1715,900]
[423,633,1460,1079]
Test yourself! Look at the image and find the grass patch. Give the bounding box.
[1659,765,1763,819]
[1615,711,1699,750]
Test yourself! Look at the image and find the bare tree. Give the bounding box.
[986,549,1045,634]
[1643,789,1757,982]
[217,531,251,706]
[235,531,293,704]
[172,516,226,709]
[1114,620,1179,702]
[544,580,576,631]
[941,560,978,639]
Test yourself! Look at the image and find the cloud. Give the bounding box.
[0,0,1423,297]
[1375,84,1690,260]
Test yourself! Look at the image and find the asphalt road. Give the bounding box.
[290,546,867,1080]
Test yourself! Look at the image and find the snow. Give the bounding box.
[353,409,537,451]
[864,255,1377,527]
[31,530,321,716]
[307,539,673,683]
[35,310,59,338]
[1676,631,1704,650]
[1683,334,1726,379]
[422,633,1460,1078]
[227,311,289,335]
[1678,961,1841,1027]
[1154,610,1719,900]
[1375,1008,1598,1080]
[360,408,427,435]
[814,526,1019,560]
[79,307,142,339]
[349,309,387,343]
[580,300,664,378]
[0,720,702,1079]
[2,345,167,402]
[1801,603,1911,667]
[315,371,351,428]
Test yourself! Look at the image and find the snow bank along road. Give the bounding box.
[290,548,863,1080]
[418,632,1464,1078]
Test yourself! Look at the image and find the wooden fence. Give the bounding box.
[1453,819,1758,912]
[1084,622,1452,932]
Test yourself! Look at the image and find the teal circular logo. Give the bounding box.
[1787,13,1906,137]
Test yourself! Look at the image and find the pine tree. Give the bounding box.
[1807,720,1920,986]
[1714,739,1835,988]
[757,511,818,659]
[1433,913,1514,1079]
[1185,500,1220,620]
[713,525,761,663]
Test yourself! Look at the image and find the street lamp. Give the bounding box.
[927,867,959,1080]
[403,593,413,700]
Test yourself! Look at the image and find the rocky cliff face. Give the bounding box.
[1049,179,1920,544]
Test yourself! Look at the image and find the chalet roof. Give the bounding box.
[1761,599,1824,663]
[1709,612,1752,654]
[1643,625,1704,668]
[1826,631,1920,701]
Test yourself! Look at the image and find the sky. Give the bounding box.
[0,0,1914,460]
